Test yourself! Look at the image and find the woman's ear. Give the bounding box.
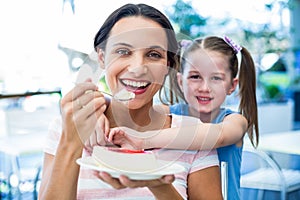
[228,78,238,95]
[97,48,105,69]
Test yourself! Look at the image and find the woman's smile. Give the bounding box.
[120,78,151,95]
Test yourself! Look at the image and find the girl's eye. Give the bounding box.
[189,75,201,79]
[116,48,130,55]
[211,76,222,81]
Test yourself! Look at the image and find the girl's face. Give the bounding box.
[99,16,168,109]
[178,49,238,118]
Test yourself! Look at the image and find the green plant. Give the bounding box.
[262,84,285,102]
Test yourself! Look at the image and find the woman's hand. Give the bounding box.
[85,115,110,153]
[107,127,145,150]
[60,79,107,147]
[94,171,175,189]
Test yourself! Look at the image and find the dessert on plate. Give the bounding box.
[92,146,158,173]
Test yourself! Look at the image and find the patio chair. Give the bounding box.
[0,148,42,200]
[240,147,300,200]
[221,161,228,200]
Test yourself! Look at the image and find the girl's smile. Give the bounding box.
[179,49,234,118]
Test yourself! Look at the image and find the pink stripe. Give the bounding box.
[78,187,152,199]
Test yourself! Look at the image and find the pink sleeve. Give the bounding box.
[190,149,219,174]
[43,117,62,155]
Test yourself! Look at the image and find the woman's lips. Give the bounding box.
[120,79,151,95]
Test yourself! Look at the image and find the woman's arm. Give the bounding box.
[108,113,247,150]
[39,136,83,200]
[39,80,107,199]
[188,166,223,200]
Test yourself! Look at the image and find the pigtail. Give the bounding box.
[158,44,181,105]
[160,40,191,105]
[173,40,190,103]
[158,55,180,105]
[238,47,259,147]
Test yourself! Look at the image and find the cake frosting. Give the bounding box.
[114,89,135,101]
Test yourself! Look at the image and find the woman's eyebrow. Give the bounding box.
[113,42,132,47]
[113,43,166,51]
[148,45,167,51]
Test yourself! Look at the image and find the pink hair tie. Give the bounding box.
[224,35,242,53]
[180,39,193,48]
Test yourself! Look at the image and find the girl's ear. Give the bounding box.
[97,48,105,69]
[176,72,184,92]
[228,78,238,95]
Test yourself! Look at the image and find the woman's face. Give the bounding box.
[178,49,237,117]
[100,16,168,109]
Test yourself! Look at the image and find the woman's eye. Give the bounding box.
[148,51,162,59]
[116,49,130,55]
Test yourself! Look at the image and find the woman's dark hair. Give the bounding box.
[94,3,179,104]
[176,36,259,147]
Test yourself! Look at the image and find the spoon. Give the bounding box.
[76,81,135,102]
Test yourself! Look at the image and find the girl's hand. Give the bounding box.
[107,127,145,150]
[84,115,110,153]
[94,171,175,190]
[60,79,107,146]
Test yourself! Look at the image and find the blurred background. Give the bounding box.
[0,0,299,199]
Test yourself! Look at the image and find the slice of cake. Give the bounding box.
[92,146,158,173]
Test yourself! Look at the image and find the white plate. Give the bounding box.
[76,156,185,180]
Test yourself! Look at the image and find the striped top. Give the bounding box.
[44,114,219,200]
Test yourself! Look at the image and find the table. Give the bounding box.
[254,131,300,156]
[0,89,62,99]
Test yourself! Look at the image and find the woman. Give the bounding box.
[39,3,222,200]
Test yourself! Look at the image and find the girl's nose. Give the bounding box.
[127,54,148,77]
[198,80,211,92]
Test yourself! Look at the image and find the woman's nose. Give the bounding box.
[127,54,148,77]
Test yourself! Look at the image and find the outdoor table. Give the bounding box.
[255,130,300,156]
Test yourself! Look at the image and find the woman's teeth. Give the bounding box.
[122,80,149,88]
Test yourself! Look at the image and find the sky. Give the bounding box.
[0,0,290,93]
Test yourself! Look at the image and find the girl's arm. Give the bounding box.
[108,113,247,150]
[147,113,248,150]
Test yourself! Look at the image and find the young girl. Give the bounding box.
[39,4,223,200]
[108,36,259,200]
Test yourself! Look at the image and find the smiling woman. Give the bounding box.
[38,3,222,200]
